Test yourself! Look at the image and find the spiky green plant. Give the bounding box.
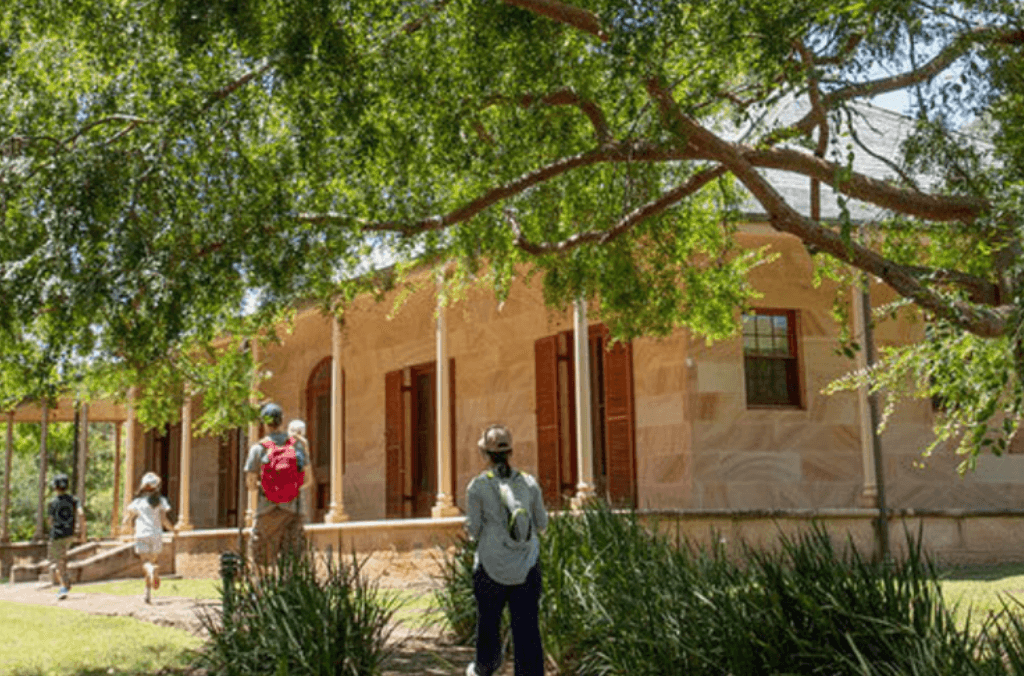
[195,547,399,676]
[432,535,478,645]
[437,503,1024,675]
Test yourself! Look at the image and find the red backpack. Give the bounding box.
[259,436,304,504]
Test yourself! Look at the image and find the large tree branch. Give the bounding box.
[901,264,1001,306]
[742,146,985,222]
[300,135,985,237]
[296,142,691,232]
[646,76,1010,338]
[501,0,608,41]
[763,26,1020,149]
[821,26,1014,106]
[507,164,727,255]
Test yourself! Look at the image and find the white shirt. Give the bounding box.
[128,495,171,539]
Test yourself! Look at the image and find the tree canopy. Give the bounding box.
[1,0,1022,458]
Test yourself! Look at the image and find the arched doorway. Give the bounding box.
[305,357,332,523]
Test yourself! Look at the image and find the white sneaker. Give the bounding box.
[465,663,478,676]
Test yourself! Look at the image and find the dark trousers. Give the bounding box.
[473,562,544,676]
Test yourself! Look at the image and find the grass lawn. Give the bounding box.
[78,577,221,599]
[940,562,1024,628]
[0,600,200,676]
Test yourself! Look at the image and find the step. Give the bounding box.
[11,537,175,584]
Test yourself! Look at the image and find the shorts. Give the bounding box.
[250,507,305,566]
[134,535,163,556]
[49,536,73,563]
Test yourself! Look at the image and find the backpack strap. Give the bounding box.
[485,470,532,542]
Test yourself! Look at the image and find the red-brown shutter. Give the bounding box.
[603,338,636,507]
[534,335,561,505]
[448,357,457,500]
[385,369,404,518]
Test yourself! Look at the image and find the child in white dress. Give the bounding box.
[123,472,176,603]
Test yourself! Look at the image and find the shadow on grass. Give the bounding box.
[940,561,1024,582]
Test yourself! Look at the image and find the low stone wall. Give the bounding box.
[641,508,1024,566]
[1,541,47,579]
[174,517,466,578]
[171,510,1024,578]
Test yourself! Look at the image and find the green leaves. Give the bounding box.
[0,0,1022,451]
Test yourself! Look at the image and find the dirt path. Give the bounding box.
[0,580,216,636]
[0,580,520,675]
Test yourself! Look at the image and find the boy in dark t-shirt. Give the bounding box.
[47,473,84,600]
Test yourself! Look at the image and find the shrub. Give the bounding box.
[432,535,478,645]
[195,548,399,676]
[437,503,1024,675]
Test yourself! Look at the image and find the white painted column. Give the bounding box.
[76,403,89,521]
[325,315,349,523]
[853,286,878,507]
[1,411,13,542]
[245,341,261,528]
[572,298,596,506]
[34,402,49,541]
[432,291,460,518]
[121,388,137,536]
[176,393,194,531]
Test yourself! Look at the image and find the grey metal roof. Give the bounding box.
[727,97,988,223]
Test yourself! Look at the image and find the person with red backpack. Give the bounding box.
[244,402,309,566]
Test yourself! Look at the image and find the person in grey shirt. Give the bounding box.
[244,402,308,566]
[465,424,548,676]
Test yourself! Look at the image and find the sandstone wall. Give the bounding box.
[175,225,1024,524]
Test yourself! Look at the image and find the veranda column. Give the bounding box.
[325,315,349,523]
[853,286,878,508]
[1,411,14,542]
[34,402,49,541]
[121,388,138,536]
[432,291,460,518]
[572,298,596,507]
[110,422,122,535]
[245,340,261,528]
[176,393,194,531]
[76,403,89,527]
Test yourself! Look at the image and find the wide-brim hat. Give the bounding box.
[478,424,513,453]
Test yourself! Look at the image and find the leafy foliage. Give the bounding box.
[1,1,1022,453]
[0,420,120,541]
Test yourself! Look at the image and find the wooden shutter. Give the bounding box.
[603,339,636,507]
[384,369,404,518]
[534,335,561,505]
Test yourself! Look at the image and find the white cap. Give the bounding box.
[288,419,306,436]
[139,472,161,491]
